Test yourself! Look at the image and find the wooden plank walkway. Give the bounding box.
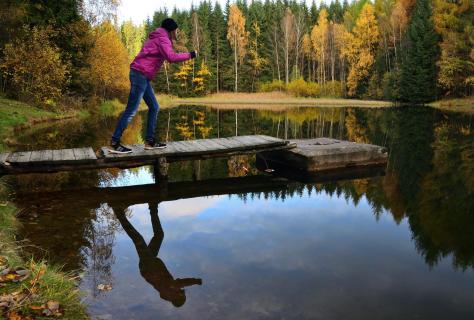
[0,135,293,175]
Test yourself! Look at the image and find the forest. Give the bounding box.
[0,0,473,108]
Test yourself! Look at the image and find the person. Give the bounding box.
[113,202,202,307]
[110,18,196,154]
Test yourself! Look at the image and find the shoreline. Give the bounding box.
[0,195,88,319]
[159,92,473,113]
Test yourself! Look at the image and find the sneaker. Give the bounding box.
[145,139,167,150]
[109,142,133,154]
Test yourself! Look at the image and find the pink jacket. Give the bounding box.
[130,27,191,80]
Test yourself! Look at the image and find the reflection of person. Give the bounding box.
[109,18,196,154]
[113,202,202,307]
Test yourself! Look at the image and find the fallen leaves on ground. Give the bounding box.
[97,283,112,291]
[29,300,63,317]
[0,268,30,283]
[0,261,63,319]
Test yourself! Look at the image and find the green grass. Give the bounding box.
[0,97,88,152]
[0,184,88,319]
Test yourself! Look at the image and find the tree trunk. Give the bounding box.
[216,33,220,93]
[274,28,281,82]
[164,62,170,93]
[234,34,238,92]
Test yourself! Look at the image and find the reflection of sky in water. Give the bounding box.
[81,189,474,320]
[99,167,155,188]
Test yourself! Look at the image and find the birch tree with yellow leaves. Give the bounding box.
[311,9,329,85]
[281,8,296,85]
[227,4,248,92]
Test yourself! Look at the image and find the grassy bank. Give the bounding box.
[0,97,89,152]
[161,92,393,109]
[429,97,474,113]
[0,185,88,319]
[0,98,89,318]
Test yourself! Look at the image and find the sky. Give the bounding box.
[118,0,319,24]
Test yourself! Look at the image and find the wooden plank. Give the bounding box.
[242,135,286,148]
[228,136,265,147]
[40,150,53,163]
[7,151,32,164]
[237,135,268,146]
[179,140,207,152]
[147,144,173,157]
[194,139,227,152]
[212,137,244,149]
[257,135,284,143]
[29,151,44,163]
[0,153,10,164]
[73,147,97,162]
[173,141,192,153]
[52,149,75,163]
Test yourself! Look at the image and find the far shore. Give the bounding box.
[159,92,393,109]
[159,92,474,113]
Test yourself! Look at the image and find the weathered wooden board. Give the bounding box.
[7,151,32,164]
[101,135,289,162]
[0,153,11,164]
[72,148,97,164]
[259,138,388,172]
[52,149,75,162]
[1,135,293,174]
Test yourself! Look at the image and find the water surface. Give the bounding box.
[3,105,473,319]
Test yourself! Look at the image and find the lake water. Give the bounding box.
[3,105,474,319]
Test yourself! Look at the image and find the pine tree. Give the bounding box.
[399,0,439,104]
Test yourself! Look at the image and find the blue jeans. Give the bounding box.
[112,69,159,143]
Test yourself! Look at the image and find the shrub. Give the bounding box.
[99,99,124,116]
[287,78,320,97]
[321,81,344,98]
[0,26,69,108]
[258,80,285,92]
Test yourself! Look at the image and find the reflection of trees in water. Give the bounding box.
[227,155,257,177]
[234,108,474,269]
[83,204,121,297]
[7,105,474,271]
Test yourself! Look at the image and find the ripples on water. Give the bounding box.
[4,105,474,319]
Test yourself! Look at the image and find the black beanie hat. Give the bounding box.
[161,18,178,32]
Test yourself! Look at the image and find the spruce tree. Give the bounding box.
[399,0,439,104]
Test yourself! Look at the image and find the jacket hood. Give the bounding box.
[149,27,170,40]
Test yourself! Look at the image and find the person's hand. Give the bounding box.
[190,51,197,59]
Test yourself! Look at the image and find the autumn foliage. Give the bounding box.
[86,22,130,100]
[1,26,69,108]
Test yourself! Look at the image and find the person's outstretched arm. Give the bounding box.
[175,278,202,288]
[159,36,195,63]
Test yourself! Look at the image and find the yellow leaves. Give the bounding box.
[248,21,267,74]
[0,26,69,108]
[86,21,129,98]
[174,60,193,89]
[345,3,380,96]
[301,34,312,57]
[227,4,248,59]
[311,9,329,60]
[192,62,211,94]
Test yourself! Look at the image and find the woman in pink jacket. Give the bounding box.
[110,18,196,154]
